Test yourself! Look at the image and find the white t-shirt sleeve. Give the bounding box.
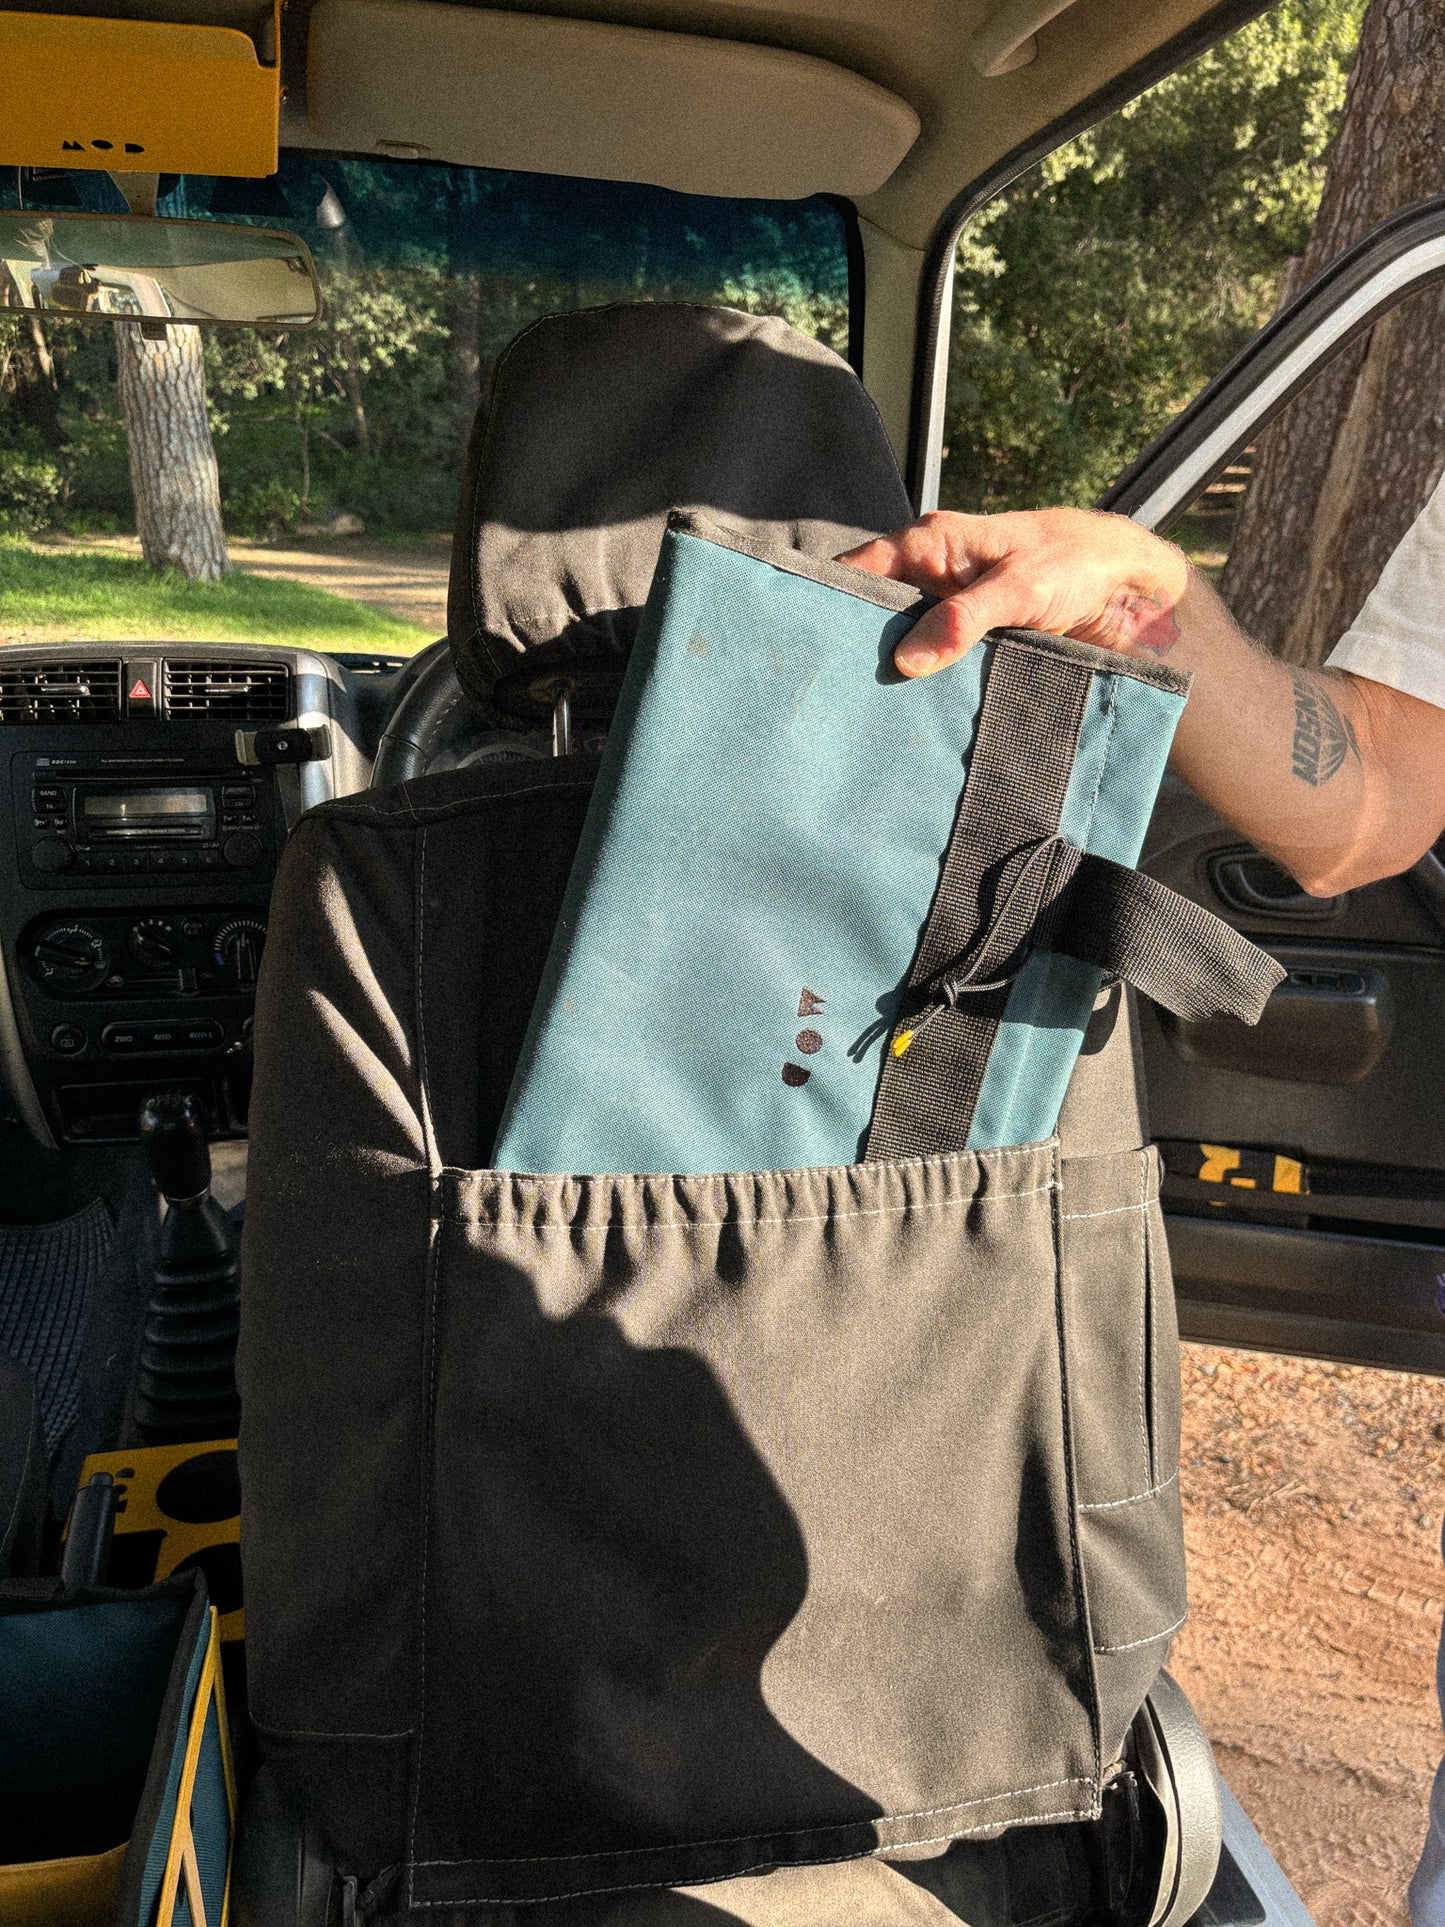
[1325,469,1445,709]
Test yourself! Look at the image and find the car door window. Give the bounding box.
[939,0,1363,518]
[1126,266,1445,1373]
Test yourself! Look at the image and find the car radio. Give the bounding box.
[18,760,278,884]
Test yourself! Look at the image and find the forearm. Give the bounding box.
[841,508,1445,899]
[1144,571,1444,895]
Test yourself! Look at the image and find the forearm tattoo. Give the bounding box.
[1289,672,1359,786]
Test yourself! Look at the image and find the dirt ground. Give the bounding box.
[1176,1343,1445,1926]
[37,531,453,633]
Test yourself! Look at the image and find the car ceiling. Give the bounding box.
[8,0,1263,247]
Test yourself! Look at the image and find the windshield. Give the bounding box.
[0,160,851,654]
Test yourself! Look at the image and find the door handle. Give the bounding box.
[1159,964,1391,1084]
[1408,843,1445,932]
[1209,851,1344,920]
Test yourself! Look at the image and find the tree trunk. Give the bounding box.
[447,269,482,435]
[114,322,229,583]
[1218,0,1445,666]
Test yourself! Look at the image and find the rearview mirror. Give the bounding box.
[0,211,319,327]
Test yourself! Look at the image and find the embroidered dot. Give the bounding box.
[781,1062,810,1087]
[795,1029,823,1055]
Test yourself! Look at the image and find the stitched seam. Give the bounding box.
[415,827,440,1176]
[406,825,445,1909]
[1137,1154,1151,1481]
[445,1181,1059,1234]
[1049,1138,1101,1792]
[448,1138,1053,1189]
[1059,1200,1153,1222]
[1078,1471,1179,1512]
[1147,1197,1163,1488]
[409,1776,1091,1870]
[406,1805,1096,1908]
[1094,1611,1187,1655]
[407,1217,445,1908]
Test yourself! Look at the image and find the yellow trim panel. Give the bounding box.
[0,6,280,178]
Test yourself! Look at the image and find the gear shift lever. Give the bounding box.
[135,1093,241,1441]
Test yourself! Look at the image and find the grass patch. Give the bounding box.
[0,540,436,654]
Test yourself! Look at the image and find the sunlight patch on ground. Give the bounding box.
[0,540,437,654]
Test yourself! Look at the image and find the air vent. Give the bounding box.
[0,659,123,724]
[164,660,292,722]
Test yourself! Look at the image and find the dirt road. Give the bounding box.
[1177,1344,1445,1926]
[37,532,452,634]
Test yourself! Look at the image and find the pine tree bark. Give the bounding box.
[1218,0,1445,665]
[114,322,229,583]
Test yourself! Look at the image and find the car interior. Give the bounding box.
[3,0,1435,1923]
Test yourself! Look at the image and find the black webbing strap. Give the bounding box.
[1050,848,1284,1024]
[865,635,1287,1163]
[864,635,1095,1162]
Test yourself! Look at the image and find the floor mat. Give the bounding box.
[0,1200,114,1451]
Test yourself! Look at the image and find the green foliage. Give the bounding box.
[0,538,434,651]
[0,436,61,533]
[942,0,1366,513]
[0,165,849,542]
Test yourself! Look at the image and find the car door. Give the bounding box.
[1097,195,1445,1375]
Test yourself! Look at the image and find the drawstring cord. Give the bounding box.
[890,836,1066,1058]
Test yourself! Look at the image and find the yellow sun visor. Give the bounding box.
[0,1,282,178]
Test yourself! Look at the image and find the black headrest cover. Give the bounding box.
[446,302,913,725]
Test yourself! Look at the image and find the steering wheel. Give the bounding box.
[370,641,550,787]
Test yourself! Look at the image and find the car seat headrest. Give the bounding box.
[446,301,913,727]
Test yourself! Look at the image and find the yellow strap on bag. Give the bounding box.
[154,1606,235,1927]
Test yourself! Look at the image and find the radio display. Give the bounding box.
[81,786,214,838]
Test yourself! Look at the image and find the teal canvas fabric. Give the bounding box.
[492,521,1186,1176]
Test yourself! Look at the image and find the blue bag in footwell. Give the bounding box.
[493,513,1280,1177]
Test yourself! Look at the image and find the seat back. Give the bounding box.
[237,302,1208,1922]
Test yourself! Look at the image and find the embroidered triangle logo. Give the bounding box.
[129,677,152,701]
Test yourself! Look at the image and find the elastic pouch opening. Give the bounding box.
[407,1138,1109,1908]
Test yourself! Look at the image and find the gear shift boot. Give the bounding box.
[135,1093,241,1442]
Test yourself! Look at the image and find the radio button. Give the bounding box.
[222,832,263,869]
[50,1024,86,1056]
[32,838,73,873]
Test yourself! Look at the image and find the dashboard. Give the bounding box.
[0,641,385,1145]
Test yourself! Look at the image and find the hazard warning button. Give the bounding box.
[125,660,159,716]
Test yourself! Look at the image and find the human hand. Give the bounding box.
[839,507,1191,678]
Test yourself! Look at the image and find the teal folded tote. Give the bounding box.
[492,517,1188,1177]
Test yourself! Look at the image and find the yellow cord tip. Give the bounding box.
[891,1030,914,1058]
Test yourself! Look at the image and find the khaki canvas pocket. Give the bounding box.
[1058,1146,1188,1764]
[408,1139,1108,1909]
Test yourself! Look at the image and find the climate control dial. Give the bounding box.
[129,917,182,967]
[32,922,111,992]
[213,917,267,987]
